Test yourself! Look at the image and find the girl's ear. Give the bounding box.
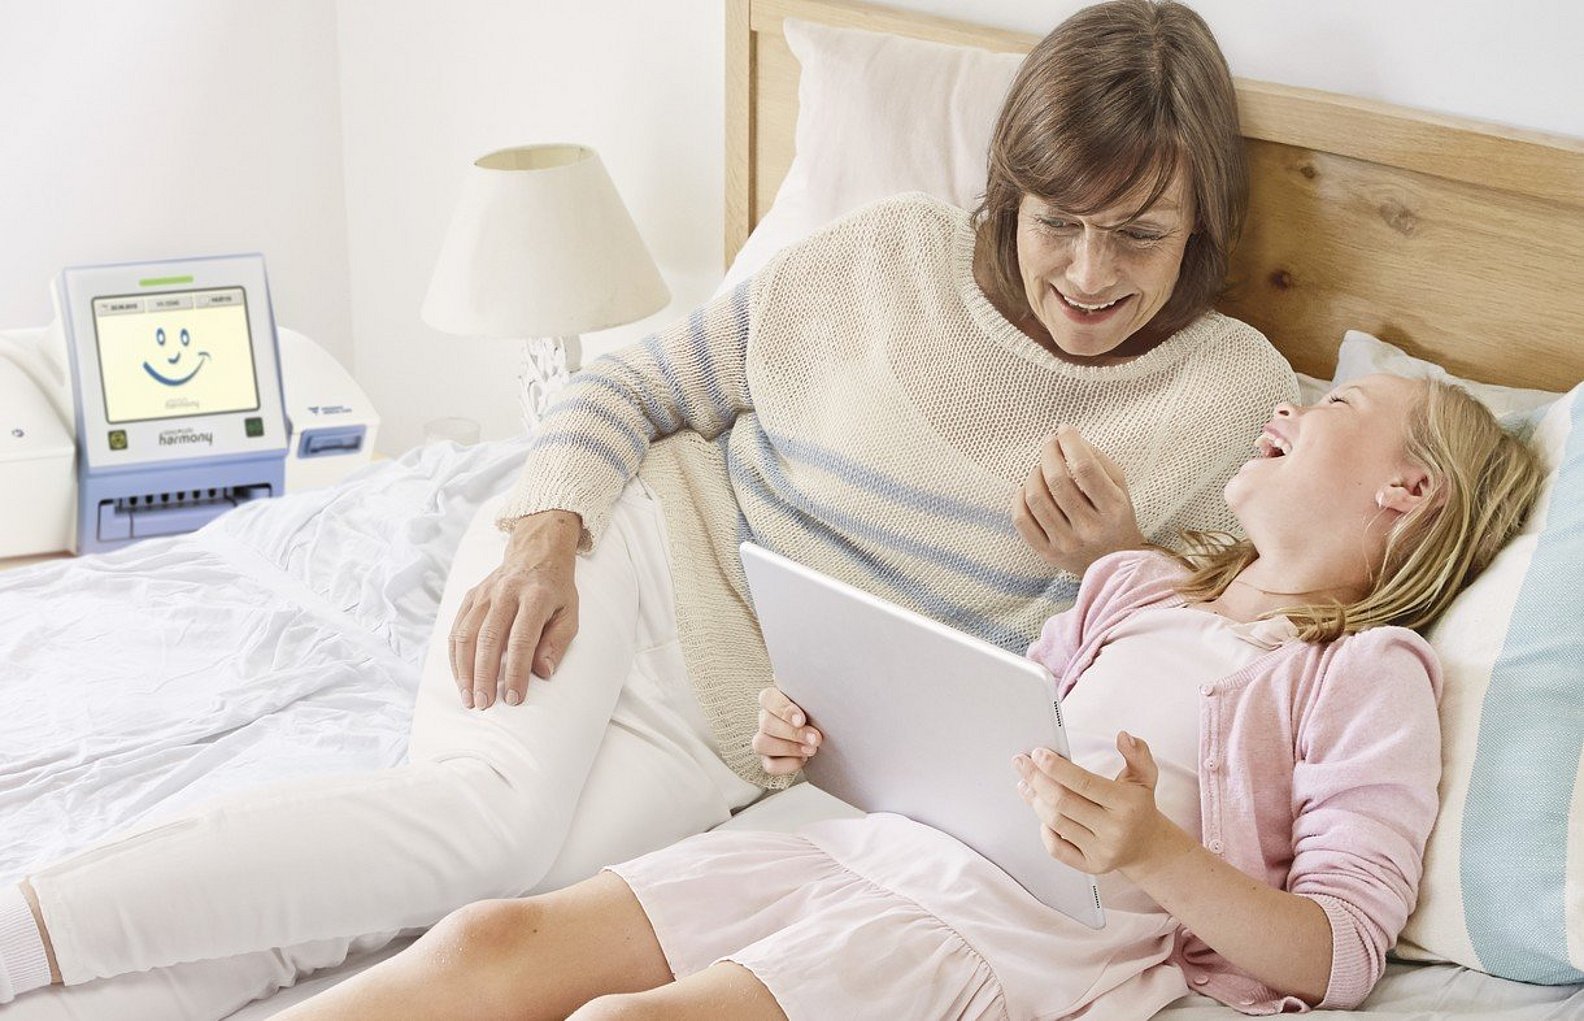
[1376,467,1434,514]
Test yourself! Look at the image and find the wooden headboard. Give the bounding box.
[726,0,1584,392]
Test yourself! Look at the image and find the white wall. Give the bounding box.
[12,3,1570,453]
[335,0,723,452]
[336,0,1582,454]
[935,0,1584,138]
[0,0,353,365]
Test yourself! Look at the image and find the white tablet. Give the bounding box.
[740,541,1105,929]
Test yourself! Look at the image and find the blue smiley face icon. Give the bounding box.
[142,327,212,386]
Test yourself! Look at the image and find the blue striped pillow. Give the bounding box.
[1394,383,1583,984]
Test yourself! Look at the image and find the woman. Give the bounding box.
[277,377,1542,1019]
[2,2,1296,1013]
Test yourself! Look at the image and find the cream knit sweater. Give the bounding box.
[498,194,1299,788]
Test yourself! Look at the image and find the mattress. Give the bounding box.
[3,443,1579,1019]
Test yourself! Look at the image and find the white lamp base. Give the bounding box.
[519,335,583,434]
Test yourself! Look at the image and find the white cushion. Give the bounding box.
[1389,379,1584,984]
[1332,330,1561,421]
[722,19,1022,290]
[1294,371,1330,406]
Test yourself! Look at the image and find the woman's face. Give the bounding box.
[1014,169,1194,360]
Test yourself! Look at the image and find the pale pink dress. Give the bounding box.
[607,607,1297,1020]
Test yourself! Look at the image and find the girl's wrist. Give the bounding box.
[1120,813,1197,888]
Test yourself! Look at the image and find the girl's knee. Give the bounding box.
[426,897,546,966]
[567,992,667,1021]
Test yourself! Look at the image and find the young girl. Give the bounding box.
[278,374,1543,1020]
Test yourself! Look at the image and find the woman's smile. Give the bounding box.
[1052,285,1133,324]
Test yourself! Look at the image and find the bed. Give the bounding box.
[5,0,1583,1017]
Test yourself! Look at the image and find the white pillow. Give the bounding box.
[1392,380,1584,985]
[722,19,1023,289]
[1294,371,1330,406]
[1332,331,1562,422]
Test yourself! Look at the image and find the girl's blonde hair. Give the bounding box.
[1171,380,1547,642]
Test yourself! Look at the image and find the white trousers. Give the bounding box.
[18,482,759,1019]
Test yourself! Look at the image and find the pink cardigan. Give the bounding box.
[1028,551,1443,1014]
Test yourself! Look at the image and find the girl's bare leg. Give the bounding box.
[570,962,788,1021]
[273,872,672,1021]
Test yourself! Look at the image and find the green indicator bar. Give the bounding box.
[139,275,194,287]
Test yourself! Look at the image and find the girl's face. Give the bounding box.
[1227,374,1432,576]
[1013,169,1193,361]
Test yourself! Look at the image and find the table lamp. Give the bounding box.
[421,144,670,433]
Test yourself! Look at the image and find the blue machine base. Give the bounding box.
[76,451,287,555]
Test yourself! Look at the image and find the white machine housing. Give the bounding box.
[278,326,381,493]
[0,351,75,558]
[0,258,377,559]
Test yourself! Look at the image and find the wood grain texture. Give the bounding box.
[753,27,797,224]
[1237,82,1584,210]
[1225,142,1584,390]
[732,0,1584,391]
[725,0,754,261]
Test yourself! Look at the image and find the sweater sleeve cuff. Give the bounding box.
[494,475,619,554]
[1309,893,1378,1010]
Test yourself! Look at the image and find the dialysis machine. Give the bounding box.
[0,254,379,557]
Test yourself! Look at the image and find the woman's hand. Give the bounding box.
[1014,731,1175,876]
[1012,425,1146,575]
[448,509,583,710]
[753,686,822,776]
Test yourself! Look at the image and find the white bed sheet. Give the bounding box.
[4,443,1579,1019]
[0,437,530,886]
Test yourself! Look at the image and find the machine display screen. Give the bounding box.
[92,287,261,424]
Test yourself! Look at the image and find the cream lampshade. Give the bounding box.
[421,144,670,432]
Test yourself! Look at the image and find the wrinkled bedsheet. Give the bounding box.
[0,437,528,884]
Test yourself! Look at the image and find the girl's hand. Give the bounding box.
[1011,425,1146,575]
[1014,731,1173,876]
[753,686,822,776]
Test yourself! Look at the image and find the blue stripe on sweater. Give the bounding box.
[687,304,734,422]
[1461,391,1584,985]
[645,331,699,430]
[745,426,1067,599]
[728,432,1075,650]
[589,353,681,435]
[767,429,1018,536]
[524,430,633,479]
[729,280,751,365]
[539,396,649,460]
[737,488,1062,652]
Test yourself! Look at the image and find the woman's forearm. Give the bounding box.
[1122,823,1333,1005]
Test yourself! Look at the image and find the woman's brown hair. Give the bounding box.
[973,0,1247,343]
